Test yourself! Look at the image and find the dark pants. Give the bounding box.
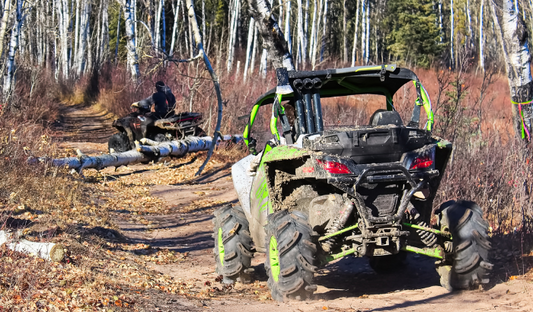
[140,113,161,138]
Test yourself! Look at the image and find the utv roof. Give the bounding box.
[253,65,420,106]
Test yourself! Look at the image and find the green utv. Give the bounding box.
[213,65,492,301]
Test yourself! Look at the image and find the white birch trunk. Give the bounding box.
[118,0,140,80]
[351,0,360,66]
[364,0,369,64]
[361,0,366,64]
[296,0,306,65]
[309,0,316,61]
[249,0,295,70]
[250,24,258,73]
[227,0,240,72]
[0,231,65,262]
[450,0,454,68]
[74,0,80,66]
[56,0,69,78]
[0,0,12,61]
[100,0,109,63]
[3,0,22,102]
[466,0,473,49]
[284,0,292,55]
[490,0,533,140]
[76,1,90,76]
[343,0,347,63]
[155,0,162,50]
[278,0,283,24]
[162,0,166,52]
[311,0,322,68]
[320,0,327,62]
[479,0,484,71]
[132,0,136,45]
[439,0,443,42]
[201,0,205,46]
[243,17,255,81]
[170,0,180,56]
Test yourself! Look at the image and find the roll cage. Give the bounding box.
[243,64,434,148]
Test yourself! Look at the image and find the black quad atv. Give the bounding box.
[213,65,493,301]
[108,109,205,153]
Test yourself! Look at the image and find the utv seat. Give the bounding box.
[369,109,403,126]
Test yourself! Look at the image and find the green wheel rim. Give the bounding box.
[269,235,281,282]
[218,227,225,266]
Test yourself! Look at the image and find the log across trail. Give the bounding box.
[42,135,243,173]
[53,136,212,171]
[38,136,218,172]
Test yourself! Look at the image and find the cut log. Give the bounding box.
[0,230,65,262]
[47,136,213,172]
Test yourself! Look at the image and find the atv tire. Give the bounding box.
[436,200,493,290]
[368,251,407,273]
[265,210,317,302]
[108,133,131,153]
[213,205,254,284]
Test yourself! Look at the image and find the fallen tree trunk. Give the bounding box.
[0,230,65,262]
[43,136,213,172]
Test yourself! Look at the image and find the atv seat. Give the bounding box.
[154,112,202,130]
[369,109,403,126]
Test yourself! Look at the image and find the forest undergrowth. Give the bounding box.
[1,61,533,310]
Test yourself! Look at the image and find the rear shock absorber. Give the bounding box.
[416,220,438,247]
[321,199,354,252]
[407,204,437,247]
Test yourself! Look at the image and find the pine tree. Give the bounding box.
[384,0,443,68]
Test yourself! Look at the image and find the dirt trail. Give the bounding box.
[57,104,533,312]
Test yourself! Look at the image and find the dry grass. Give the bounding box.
[1,62,533,310]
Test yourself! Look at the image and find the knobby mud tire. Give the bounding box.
[213,205,254,283]
[265,210,317,302]
[108,133,131,153]
[437,200,493,290]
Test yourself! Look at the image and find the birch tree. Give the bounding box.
[351,0,360,66]
[3,0,23,102]
[479,0,485,71]
[0,0,12,68]
[490,0,533,141]
[249,0,295,70]
[169,0,180,56]
[243,17,255,81]
[117,0,140,79]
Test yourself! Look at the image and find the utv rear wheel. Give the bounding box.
[213,205,254,283]
[265,210,317,302]
[436,200,493,290]
[108,133,131,153]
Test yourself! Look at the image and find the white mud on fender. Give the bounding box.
[231,154,255,220]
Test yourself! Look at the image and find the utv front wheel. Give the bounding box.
[213,205,254,283]
[108,133,131,153]
[265,210,317,301]
[436,200,493,290]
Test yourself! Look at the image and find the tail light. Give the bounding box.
[402,146,436,170]
[317,159,352,174]
[409,155,433,169]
